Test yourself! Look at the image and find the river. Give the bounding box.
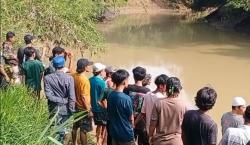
[97,13,250,138]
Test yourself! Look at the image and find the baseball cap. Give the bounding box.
[52,56,65,68]
[76,58,93,72]
[93,63,106,73]
[232,97,246,106]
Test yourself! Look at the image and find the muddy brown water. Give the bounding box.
[95,13,250,138]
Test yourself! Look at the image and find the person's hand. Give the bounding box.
[88,111,93,118]
[149,136,155,145]
[66,51,72,60]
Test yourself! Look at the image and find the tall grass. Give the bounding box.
[0,85,86,145]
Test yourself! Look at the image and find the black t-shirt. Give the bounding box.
[182,110,218,145]
[124,84,150,130]
[17,47,41,66]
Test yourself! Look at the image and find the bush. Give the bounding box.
[0,86,51,144]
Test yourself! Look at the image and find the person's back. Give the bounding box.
[142,92,165,133]
[220,125,250,145]
[22,59,44,90]
[151,98,187,144]
[108,91,134,142]
[221,112,244,134]
[72,73,91,110]
[89,75,106,112]
[182,110,218,145]
[45,71,75,115]
[182,87,218,145]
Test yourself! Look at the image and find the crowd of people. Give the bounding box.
[1,31,250,145]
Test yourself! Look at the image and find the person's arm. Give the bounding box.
[208,123,218,145]
[0,65,10,82]
[149,103,159,143]
[68,76,76,114]
[44,77,62,103]
[80,81,90,110]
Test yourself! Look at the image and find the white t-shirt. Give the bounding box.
[141,92,166,133]
[219,125,250,145]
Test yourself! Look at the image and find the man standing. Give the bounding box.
[219,105,250,145]
[17,34,41,66]
[71,58,93,145]
[149,77,187,145]
[124,66,150,145]
[22,47,44,98]
[44,56,76,143]
[182,87,218,145]
[107,69,135,145]
[89,63,107,145]
[221,97,246,135]
[141,74,168,133]
[2,31,20,84]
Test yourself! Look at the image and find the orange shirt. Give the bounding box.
[72,73,91,110]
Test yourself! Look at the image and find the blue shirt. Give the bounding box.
[107,91,134,142]
[89,76,106,112]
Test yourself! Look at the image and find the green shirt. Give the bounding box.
[22,60,44,91]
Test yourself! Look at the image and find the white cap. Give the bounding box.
[93,63,106,73]
[232,97,246,106]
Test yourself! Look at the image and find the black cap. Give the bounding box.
[76,58,93,72]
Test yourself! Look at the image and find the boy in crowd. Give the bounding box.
[124,66,150,145]
[44,56,75,143]
[141,74,168,133]
[221,97,246,135]
[182,87,218,145]
[2,31,20,84]
[89,63,107,145]
[149,77,187,145]
[44,46,72,75]
[17,34,41,66]
[22,47,44,99]
[72,58,93,145]
[220,105,250,145]
[107,69,135,145]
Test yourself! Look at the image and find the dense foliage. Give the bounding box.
[1,0,112,53]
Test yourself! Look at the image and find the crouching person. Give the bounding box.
[44,56,76,143]
[107,69,136,145]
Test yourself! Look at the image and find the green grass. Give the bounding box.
[0,85,86,145]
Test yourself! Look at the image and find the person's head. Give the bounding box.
[195,87,217,112]
[232,97,246,115]
[76,58,93,73]
[105,66,115,78]
[132,66,146,82]
[166,77,182,97]
[142,74,152,87]
[6,31,15,43]
[52,56,65,70]
[155,74,169,92]
[50,47,66,61]
[93,63,106,78]
[111,69,129,87]
[244,105,250,124]
[24,34,35,45]
[24,47,36,59]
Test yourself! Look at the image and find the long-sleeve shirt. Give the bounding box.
[44,71,76,115]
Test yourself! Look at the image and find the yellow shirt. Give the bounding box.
[72,73,91,110]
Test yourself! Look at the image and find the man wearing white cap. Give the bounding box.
[221,97,246,135]
[89,63,107,145]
